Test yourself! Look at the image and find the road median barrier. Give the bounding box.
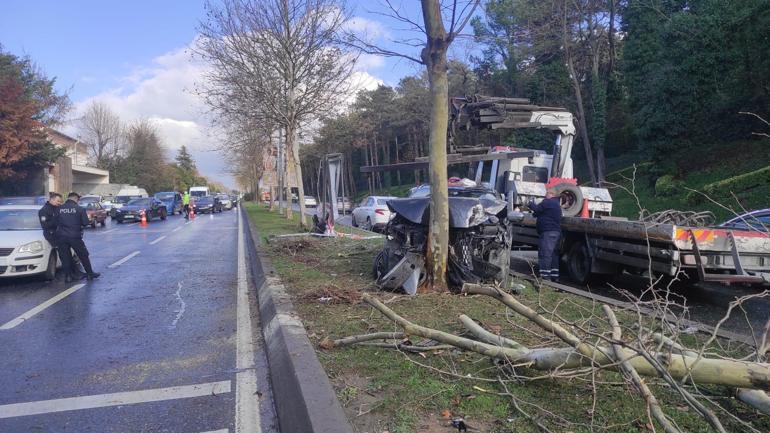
[241,206,354,433]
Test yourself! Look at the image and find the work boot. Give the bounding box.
[86,272,101,280]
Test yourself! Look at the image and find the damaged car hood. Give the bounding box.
[387,196,507,228]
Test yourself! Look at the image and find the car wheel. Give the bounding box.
[44,250,57,281]
[100,219,106,227]
[364,217,373,231]
[161,210,167,220]
[351,215,358,227]
[117,219,123,224]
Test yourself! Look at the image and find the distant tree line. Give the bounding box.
[76,101,215,195]
[304,0,770,192]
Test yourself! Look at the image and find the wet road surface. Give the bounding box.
[0,209,278,432]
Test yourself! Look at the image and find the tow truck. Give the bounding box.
[362,95,770,287]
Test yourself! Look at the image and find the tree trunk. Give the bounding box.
[562,3,598,186]
[421,0,450,291]
[395,135,402,186]
[287,122,307,227]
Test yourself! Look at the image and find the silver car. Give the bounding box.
[0,205,60,280]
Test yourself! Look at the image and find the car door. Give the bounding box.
[353,197,368,225]
[361,197,375,224]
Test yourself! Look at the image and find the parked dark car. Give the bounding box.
[82,202,108,228]
[0,196,47,206]
[719,209,770,232]
[113,198,168,223]
[193,196,222,214]
[154,191,183,215]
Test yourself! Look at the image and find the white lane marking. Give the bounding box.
[108,251,140,268]
[0,381,231,419]
[149,235,167,245]
[172,226,182,233]
[100,228,118,234]
[0,284,86,330]
[200,430,229,433]
[236,209,261,433]
[169,281,186,329]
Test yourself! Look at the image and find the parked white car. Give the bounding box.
[351,196,396,231]
[303,196,318,208]
[0,205,59,280]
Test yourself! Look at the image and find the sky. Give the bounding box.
[0,1,480,189]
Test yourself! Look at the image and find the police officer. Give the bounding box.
[56,192,100,282]
[529,188,563,282]
[182,191,191,219]
[39,192,86,279]
[38,192,62,246]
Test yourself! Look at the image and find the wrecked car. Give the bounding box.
[373,184,517,294]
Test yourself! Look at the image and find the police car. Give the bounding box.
[0,205,59,280]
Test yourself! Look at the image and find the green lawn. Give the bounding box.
[244,203,768,433]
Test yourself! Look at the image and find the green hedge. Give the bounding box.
[654,174,684,197]
[688,165,770,203]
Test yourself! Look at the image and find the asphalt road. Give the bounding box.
[0,208,278,433]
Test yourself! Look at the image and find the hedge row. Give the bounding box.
[687,165,770,203]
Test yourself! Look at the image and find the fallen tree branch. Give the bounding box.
[460,285,770,390]
[327,332,406,347]
[459,314,528,350]
[604,305,682,433]
[354,342,456,352]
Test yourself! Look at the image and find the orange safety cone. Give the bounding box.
[190,205,196,219]
[579,198,590,218]
[140,209,148,226]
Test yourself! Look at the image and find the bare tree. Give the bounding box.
[197,0,356,227]
[345,0,480,290]
[78,101,123,168]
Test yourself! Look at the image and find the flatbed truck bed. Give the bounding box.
[512,215,770,286]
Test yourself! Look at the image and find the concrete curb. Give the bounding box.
[241,206,354,433]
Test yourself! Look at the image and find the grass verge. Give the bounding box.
[246,203,769,433]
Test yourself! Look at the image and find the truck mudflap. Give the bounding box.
[513,181,613,214]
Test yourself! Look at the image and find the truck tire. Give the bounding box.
[567,241,592,285]
[553,183,583,217]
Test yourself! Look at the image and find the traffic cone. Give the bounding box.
[140,209,148,226]
[579,199,590,218]
[190,205,196,219]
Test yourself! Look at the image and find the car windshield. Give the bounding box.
[190,190,207,198]
[155,193,175,200]
[127,198,151,206]
[0,209,41,230]
[80,197,100,204]
[0,196,42,205]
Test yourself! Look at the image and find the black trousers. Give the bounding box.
[45,233,84,274]
[57,237,94,276]
[537,231,561,280]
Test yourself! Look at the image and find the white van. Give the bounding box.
[189,186,209,198]
[110,187,149,216]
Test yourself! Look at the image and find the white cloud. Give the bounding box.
[69,34,388,190]
[69,43,229,187]
[344,16,391,40]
